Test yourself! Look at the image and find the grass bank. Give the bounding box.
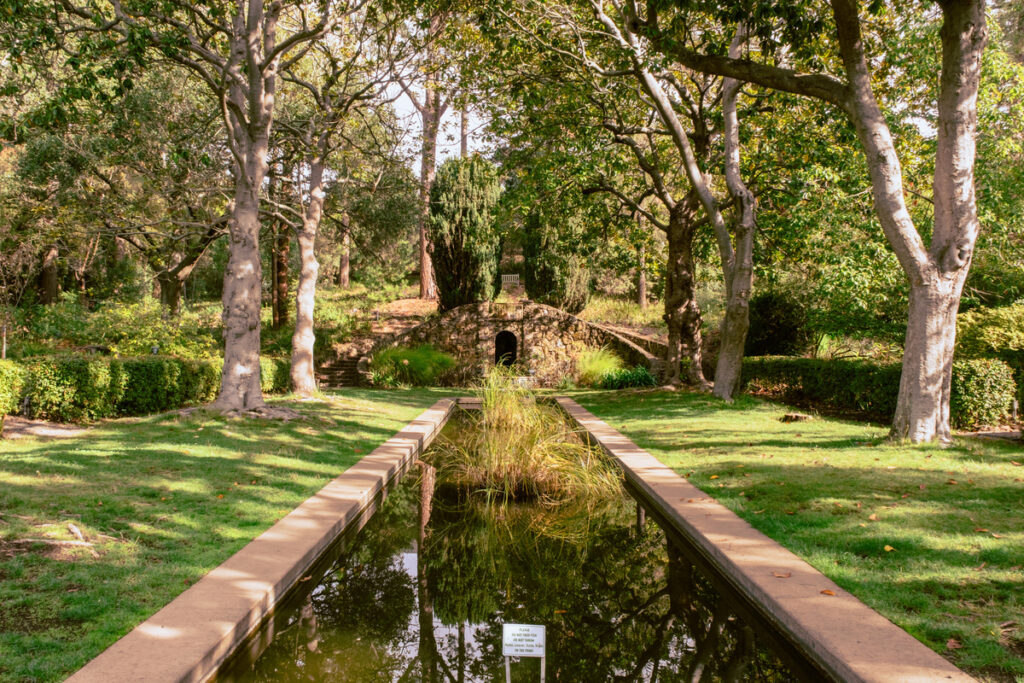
[574,389,1023,681]
[0,388,457,683]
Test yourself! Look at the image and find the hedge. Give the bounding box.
[0,359,26,421]
[742,356,1017,430]
[10,355,290,423]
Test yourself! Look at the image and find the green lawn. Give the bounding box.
[573,389,1024,682]
[0,388,456,683]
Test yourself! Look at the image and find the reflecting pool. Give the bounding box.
[220,463,807,682]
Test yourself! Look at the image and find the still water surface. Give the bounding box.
[222,470,804,682]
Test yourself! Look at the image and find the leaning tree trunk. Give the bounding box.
[214,168,266,411]
[713,27,757,402]
[290,157,325,397]
[157,272,183,316]
[663,198,707,387]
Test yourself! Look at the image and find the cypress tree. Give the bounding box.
[428,157,503,312]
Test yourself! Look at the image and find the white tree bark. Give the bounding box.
[290,155,325,397]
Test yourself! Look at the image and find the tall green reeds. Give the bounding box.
[427,366,622,505]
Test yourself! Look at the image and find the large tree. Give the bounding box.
[647,0,988,442]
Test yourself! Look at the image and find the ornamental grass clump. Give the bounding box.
[428,366,622,505]
[575,347,623,387]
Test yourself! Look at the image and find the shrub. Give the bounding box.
[23,356,128,422]
[369,345,455,388]
[950,359,1016,429]
[428,157,503,312]
[576,348,623,387]
[259,356,292,394]
[180,359,221,404]
[119,357,186,415]
[745,291,812,357]
[522,212,591,314]
[0,359,26,422]
[600,365,658,390]
[742,356,1017,430]
[957,302,1024,403]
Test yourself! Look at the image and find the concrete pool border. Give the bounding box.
[67,398,457,683]
[556,397,974,683]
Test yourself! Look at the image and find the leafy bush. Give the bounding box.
[578,296,666,330]
[369,345,455,388]
[260,356,292,394]
[428,157,503,312]
[576,348,623,387]
[600,365,658,390]
[958,302,1024,403]
[0,360,26,421]
[23,356,128,422]
[119,357,185,415]
[742,356,1017,430]
[950,359,1016,428]
[745,291,813,357]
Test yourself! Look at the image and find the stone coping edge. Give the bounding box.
[556,397,975,683]
[67,398,457,683]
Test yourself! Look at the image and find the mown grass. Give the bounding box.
[0,388,457,683]
[573,389,1024,682]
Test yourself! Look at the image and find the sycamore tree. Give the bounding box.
[645,0,989,442]
[4,0,369,411]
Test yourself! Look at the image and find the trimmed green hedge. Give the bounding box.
[600,365,658,390]
[0,359,26,420]
[9,355,289,423]
[742,356,1017,430]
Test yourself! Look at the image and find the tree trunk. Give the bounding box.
[637,242,648,309]
[337,215,350,289]
[891,275,966,443]
[417,461,439,683]
[713,26,757,402]
[214,175,265,411]
[157,272,183,315]
[460,106,469,158]
[663,199,707,387]
[39,245,58,305]
[290,157,325,397]
[272,226,289,329]
[418,91,440,300]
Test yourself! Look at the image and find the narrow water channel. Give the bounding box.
[219,467,806,681]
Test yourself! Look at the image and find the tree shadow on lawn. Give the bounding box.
[0,398,431,677]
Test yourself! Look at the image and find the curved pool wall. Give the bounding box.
[556,397,974,683]
[66,399,457,683]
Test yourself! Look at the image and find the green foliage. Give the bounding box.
[22,356,128,422]
[428,157,504,312]
[259,357,292,394]
[578,295,667,330]
[745,291,813,357]
[743,357,1018,430]
[522,211,591,314]
[576,348,624,387]
[369,345,456,388]
[957,302,1024,402]
[0,359,26,419]
[950,359,1017,429]
[600,365,658,390]
[19,355,226,422]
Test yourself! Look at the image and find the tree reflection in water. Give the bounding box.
[240,471,796,682]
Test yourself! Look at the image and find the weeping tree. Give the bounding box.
[427,156,503,312]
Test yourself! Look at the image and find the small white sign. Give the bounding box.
[502,623,546,658]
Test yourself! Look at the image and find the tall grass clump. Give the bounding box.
[576,347,624,387]
[427,366,622,505]
[369,344,455,388]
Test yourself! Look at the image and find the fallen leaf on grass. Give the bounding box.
[991,533,1003,539]
[820,589,836,596]
[919,484,927,490]
[710,475,719,480]
[884,545,896,552]
[946,639,963,650]
[772,571,792,579]
[973,562,987,571]
[947,479,958,485]
[974,528,990,533]
[1011,461,1021,467]
[868,514,879,521]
